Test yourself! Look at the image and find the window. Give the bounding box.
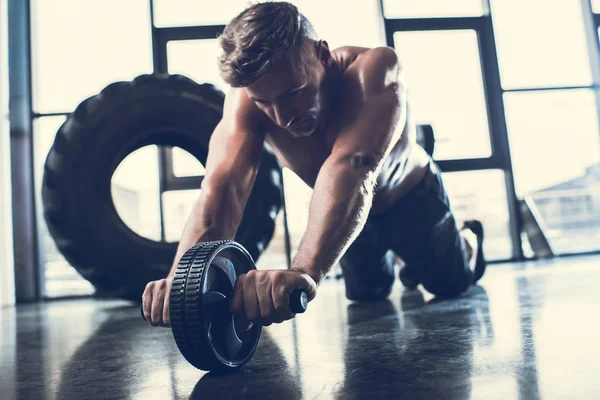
[34,117,96,298]
[491,0,593,89]
[393,30,492,160]
[31,0,152,113]
[172,147,206,178]
[153,0,248,27]
[162,189,200,242]
[157,1,385,48]
[282,169,314,257]
[592,0,600,14]
[504,89,600,254]
[288,0,385,49]
[167,39,228,92]
[383,0,485,18]
[112,146,162,241]
[442,169,513,260]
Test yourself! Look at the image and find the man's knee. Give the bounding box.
[341,250,395,284]
[341,250,396,301]
[421,271,471,299]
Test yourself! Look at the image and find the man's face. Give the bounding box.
[246,44,325,137]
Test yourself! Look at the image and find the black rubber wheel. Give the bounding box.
[170,240,262,372]
[41,73,283,301]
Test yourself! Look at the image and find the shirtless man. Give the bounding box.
[142,1,486,329]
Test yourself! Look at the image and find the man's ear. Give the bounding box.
[316,39,330,66]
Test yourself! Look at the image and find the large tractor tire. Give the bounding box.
[42,74,282,301]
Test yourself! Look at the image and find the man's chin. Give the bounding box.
[289,123,318,137]
[289,129,315,138]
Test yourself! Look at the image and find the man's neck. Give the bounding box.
[318,61,344,134]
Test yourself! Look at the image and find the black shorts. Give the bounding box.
[340,157,473,298]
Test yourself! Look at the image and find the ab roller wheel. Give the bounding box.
[142,240,308,372]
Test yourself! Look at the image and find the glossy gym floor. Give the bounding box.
[1,255,599,400]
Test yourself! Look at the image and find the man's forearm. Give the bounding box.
[291,167,374,284]
[167,194,237,276]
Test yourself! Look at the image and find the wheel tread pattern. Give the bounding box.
[170,240,231,371]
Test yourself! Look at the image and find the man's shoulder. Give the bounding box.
[341,46,400,97]
[222,86,267,130]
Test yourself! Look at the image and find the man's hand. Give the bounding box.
[231,269,317,330]
[142,277,172,327]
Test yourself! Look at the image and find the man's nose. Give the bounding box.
[273,105,295,128]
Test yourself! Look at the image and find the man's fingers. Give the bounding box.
[257,276,276,325]
[243,271,260,323]
[151,284,166,327]
[231,274,245,316]
[287,270,318,302]
[163,287,171,328]
[228,270,317,331]
[142,282,154,322]
[231,275,252,330]
[273,283,293,322]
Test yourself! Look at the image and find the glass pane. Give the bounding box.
[383,0,484,18]
[255,210,288,271]
[31,0,152,113]
[289,0,385,49]
[594,0,600,13]
[162,189,200,242]
[504,89,600,254]
[282,168,344,277]
[34,117,96,298]
[153,0,248,27]
[172,146,206,177]
[112,146,162,241]
[155,0,385,49]
[282,168,314,258]
[442,169,513,260]
[167,39,229,92]
[491,0,593,89]
[394,30,491,160]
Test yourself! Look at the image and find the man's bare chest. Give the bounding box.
[264,128,336,188]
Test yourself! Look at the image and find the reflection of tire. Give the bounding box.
[41,74,282,301]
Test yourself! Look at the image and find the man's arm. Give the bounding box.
[167,89,267,276]
[144,88,266,327]
[290,47,407,284]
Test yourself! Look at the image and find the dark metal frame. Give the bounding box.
[8,0,42,302]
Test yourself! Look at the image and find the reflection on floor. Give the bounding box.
[1,255,600,399]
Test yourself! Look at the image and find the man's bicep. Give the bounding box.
[328,86,403,174]
[329,47,406,170]
[202,118,264,195]
[202,87,266,189]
